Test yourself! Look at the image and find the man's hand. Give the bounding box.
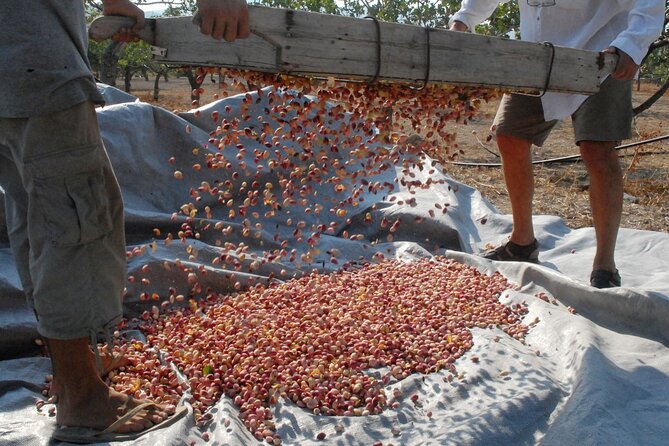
[449,20,468,32]
[602,47,638,81]
[102,0,145,42]
[195,0,250,42]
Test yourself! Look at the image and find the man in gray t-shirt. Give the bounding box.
[0,0,249,440]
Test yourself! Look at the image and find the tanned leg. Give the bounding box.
[48,343,130,398]
[497,134,536,246]
[579,140,622,272]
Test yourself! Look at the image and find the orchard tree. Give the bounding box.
[634,3,669,116]
[86,0,172,92]
[117,41,155,93]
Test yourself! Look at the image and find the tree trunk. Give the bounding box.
[100,41,125,86]
[184,68,203,102]
[153,70,165,100]
[633,78,669,116]
[124,66,132,93]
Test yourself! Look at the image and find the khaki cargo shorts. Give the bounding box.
[0,101,125,340]
[492,76,633,146]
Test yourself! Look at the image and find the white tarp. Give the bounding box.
[0,85,668,446]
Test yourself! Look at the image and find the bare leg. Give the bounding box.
[497,135,536,246]
[48,343,130,398]
[579,141,622,272]
[48,337,167,432]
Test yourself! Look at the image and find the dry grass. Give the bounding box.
[123,76,669,233]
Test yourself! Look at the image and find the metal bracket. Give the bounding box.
[151,45,168,57]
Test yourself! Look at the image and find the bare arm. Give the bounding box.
[448,0,505,32]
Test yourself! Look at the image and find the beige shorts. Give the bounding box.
[0,101,125,340]
[492,76,633,146]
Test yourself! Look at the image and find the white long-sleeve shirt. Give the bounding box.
[450,0,665,120]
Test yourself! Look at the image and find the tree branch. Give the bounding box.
[86,0,103,12]
[648,38,669,53]
[633,77,669,116]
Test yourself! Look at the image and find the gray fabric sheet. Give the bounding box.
[0,85,667,445]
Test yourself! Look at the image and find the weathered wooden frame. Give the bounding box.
[90,5,616,94]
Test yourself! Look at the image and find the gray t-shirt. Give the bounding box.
[0,0,104,118]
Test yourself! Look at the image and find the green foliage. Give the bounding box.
[338,0,453,28]
[87,40,107,74]
[163,0,198,16]
[247,0,517,32]
[641,1,668,80]
[248,0,465,28]
[475,2,519,38]
[643,45,669,80]
[253,0,339,15]
[118,40,155,73]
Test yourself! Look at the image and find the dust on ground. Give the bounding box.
[125,77,669,234]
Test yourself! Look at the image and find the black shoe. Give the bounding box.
[590,269,621,289]
[481,239,539,264]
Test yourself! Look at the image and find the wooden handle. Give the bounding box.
[88,16,157,44]
[600,51,619,75]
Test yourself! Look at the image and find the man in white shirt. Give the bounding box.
[449,0,665,288]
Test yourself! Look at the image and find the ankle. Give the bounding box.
[592,260,616,272]
[58,377,109,410]
[509,236,536,247]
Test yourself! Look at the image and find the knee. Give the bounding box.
[496,134,531,158]
[579,141,621,174]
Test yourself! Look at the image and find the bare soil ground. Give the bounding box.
[125,77,669,234]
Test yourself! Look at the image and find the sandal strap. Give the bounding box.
[482,239,539,263]
[98,402,159,436]
[590,269,621,288]
[505,239,538,258]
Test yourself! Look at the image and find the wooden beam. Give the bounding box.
[89,5,617,94]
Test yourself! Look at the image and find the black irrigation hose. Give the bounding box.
[446,133,669,167]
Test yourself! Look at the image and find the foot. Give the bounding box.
[47,336,174,437]
[481,239,539,264]
[590,269,621,289]
[57,386,172,433]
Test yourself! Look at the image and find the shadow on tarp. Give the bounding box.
[0,291,40,361]
[269,327,564,446]
[540,346,669,446]
[0,191,7,248]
